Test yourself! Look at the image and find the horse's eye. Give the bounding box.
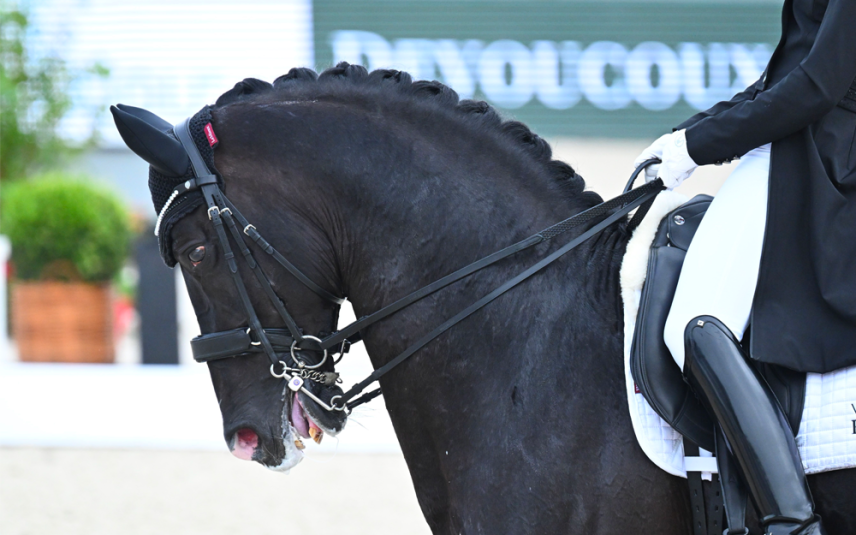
[189,246,206,265]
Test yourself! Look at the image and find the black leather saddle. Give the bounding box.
[629,195,806,453]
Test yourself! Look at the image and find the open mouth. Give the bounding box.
[229,383,348,472]
[266,386,347,472]
[290,392,327,448]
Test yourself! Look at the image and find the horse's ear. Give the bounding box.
[111,104,191,177]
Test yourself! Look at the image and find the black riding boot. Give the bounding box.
[683,316,827,535]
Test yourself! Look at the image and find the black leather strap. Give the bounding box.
[685,439,709,535]
[175,119,282,365]
[222,196,344,305]
[322,179,664,352]
[221,209,304,341]
[346,387,382,410]
[706,474,725,535]
[191,328,297,362]
[340,184,662,407]
[207,184,281,364]
[623,158,661,193]
[173,119,217,186]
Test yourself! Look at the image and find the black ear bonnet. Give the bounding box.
[112,104,220,266]
[150,107,220,266]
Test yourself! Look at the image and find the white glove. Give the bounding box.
[633,134,669,183]
[657,129,698,190]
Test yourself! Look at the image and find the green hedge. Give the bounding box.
[1,174,131,282]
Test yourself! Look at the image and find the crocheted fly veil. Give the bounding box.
[112,104,220,266]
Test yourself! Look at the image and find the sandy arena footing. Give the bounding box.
[0,448,430,535]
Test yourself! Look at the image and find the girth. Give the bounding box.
[170,115,665,412]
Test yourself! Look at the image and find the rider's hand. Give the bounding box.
[657,130,698,190]
[633,133,669,183]
[633,130,699,190]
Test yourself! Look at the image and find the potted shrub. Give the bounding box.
[1,174,131,362]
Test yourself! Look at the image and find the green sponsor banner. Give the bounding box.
[313,0,781,138]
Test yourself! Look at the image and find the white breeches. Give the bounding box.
[663,144,771,369]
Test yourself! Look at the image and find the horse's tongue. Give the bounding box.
[291,394,310,438]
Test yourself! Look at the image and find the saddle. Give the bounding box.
[628,194,807,534]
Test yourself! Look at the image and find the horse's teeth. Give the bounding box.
[294,438,305,450]
[309,427,323,444]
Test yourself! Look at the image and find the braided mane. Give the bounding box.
[212,62,602,208]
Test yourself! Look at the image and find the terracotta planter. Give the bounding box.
[12,281,114,363]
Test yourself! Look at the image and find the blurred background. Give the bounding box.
[0,0,781,533]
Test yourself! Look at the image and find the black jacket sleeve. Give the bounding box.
[682,0,856,166]
[675,76,764,132]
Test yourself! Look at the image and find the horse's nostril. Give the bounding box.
[229,428,259,461]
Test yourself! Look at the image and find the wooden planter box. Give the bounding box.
[12,281,114,363]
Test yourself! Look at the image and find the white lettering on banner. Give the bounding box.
[435,40,476,99]
[578,41,631,111]
[680,42,732,111]
[626,42,682,111]
[478,40,534,108]
[532,41,582,110]
[681,42,771,110]
[392,38,435,82]
[329,31,773,113]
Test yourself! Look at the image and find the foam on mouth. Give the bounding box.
[268,385,306,474]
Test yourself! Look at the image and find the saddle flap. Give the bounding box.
[630,195,716,451]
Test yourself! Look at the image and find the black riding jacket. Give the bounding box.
[676,0,856,373]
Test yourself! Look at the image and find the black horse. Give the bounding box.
[113,64,855,534]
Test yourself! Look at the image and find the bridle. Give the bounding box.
[169,116,664,414]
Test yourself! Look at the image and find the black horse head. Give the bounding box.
[112,95,348,471]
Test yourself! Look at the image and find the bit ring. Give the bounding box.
[290,335,328,370]
[270,360,289,378]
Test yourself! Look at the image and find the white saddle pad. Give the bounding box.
[620,191,856,478]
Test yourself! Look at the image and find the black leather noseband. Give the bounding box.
[170,116,664,412]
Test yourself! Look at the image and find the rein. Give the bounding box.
[172,116,664,412]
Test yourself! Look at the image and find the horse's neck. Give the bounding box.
[343,176,573,308]
[338,164,630,372]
